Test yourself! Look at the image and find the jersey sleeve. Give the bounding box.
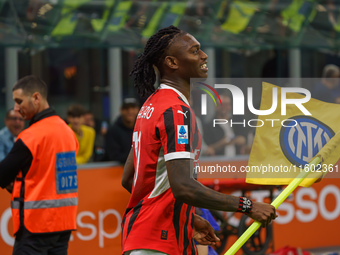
[156,104,198,162]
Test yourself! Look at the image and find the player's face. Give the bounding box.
[170,34,208,79]
[5,110,25,136]
[13,89,38,121]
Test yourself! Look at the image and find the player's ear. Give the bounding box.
[164,56,179,70]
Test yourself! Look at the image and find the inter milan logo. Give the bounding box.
[280,116,334,167]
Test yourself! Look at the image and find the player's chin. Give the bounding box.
[200,70,208,77]
[196,72,208,79]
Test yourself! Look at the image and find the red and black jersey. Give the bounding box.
[121,84,201,255]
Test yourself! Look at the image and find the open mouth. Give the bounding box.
[200,63,207,69]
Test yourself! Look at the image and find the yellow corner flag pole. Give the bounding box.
[225,131,340,255]
[224,157,320,255]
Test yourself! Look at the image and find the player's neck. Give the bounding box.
[160,78,190,101]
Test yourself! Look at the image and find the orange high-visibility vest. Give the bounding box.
[11,115,79,234]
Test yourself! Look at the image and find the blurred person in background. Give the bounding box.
[67,104,95,164]
[312,64,340,103]
[203,93,246,157]
[104,98,139,163]
[0,109,25,161]
[83,110,95,128]
[0,75,78,255]
[83,110,106,162]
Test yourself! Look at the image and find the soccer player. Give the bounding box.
[121,26,276,255]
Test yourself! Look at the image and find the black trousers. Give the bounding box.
[12,227,71,255]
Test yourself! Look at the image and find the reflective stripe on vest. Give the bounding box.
[11,197,78,210]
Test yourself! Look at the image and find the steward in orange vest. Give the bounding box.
[0,75,79,255]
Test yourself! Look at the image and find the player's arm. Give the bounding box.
[121,148,134,193]
[166,159,277,227]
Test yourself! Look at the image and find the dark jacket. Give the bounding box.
[104,116,133,163]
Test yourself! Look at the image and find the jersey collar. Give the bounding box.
[159,84,190,106]
[29,107,57,126]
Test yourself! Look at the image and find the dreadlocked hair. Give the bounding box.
[130,25,186,97]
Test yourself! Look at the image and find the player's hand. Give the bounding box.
[248,201,277,228]
[193,214,220,245]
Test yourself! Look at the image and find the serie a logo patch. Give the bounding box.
[177,125,188,144]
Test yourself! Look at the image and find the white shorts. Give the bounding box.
[124,250,168,255]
